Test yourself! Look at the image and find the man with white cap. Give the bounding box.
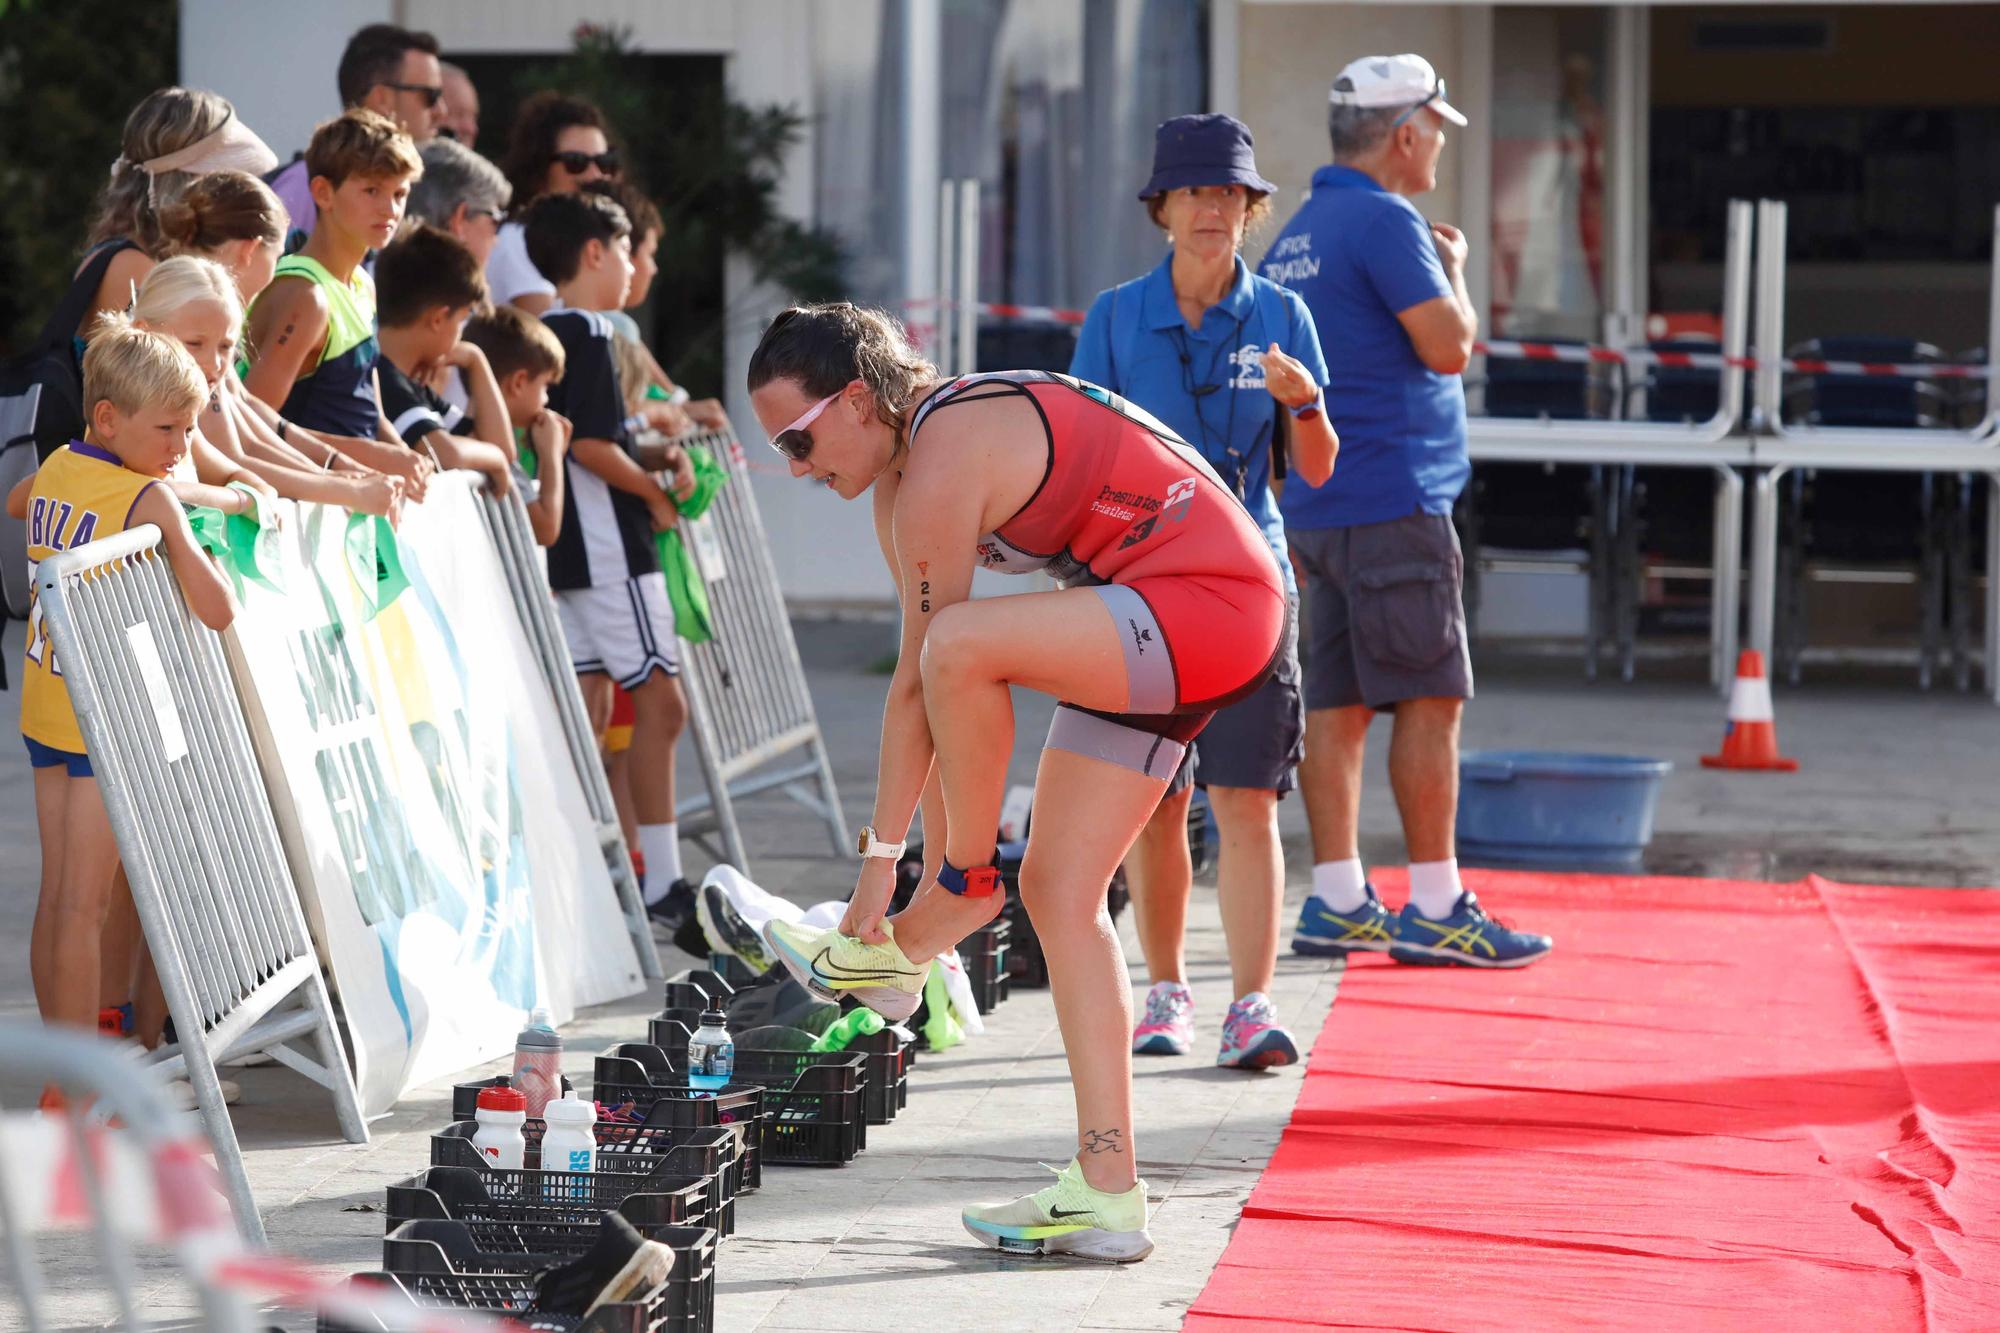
[1263,54,1553,969]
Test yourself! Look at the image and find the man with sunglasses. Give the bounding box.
[1263,54,1554,969]
[267,24,448,254]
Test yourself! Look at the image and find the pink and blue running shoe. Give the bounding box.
[1216,992,1298,1069]
[1132,981,1195,1056]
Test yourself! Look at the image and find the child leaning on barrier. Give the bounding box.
[581,178,728,435]
[240,110,434,502]
[522,189,699,917]
[10,323,236,1084]
[461,304,571,546]
[372,223,517,496]
[125,255,405,521]
[157,170,406,519]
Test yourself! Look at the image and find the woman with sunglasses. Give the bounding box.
[748,304,1289,1262]
[1070,115,1337,1072]
[489,92,623,314]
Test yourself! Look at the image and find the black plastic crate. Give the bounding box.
[385,1164,715,1252]
[435,1106,751,1208]
[430,1128,740,1234]
[646,1013,907,1127]
[848,1026,911,1125]
[614,1030,867,1163]
[428,1117,735,1237]
[964,917,1011,1013]
[594,1088,763,1198]
[661,967,737,1013]
[318,1218,715,1332]
[436,1094,754,1193]
[599,1039,866,1167]
[706,952,761,989]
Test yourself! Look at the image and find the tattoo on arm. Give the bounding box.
[1082,1128,1126,1155]
[276,320,294,347]
[915,560,930,614]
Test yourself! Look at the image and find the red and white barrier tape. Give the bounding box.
[1474,337,1991,381]
[902,298,1991,380]
[3,1119,508,1331]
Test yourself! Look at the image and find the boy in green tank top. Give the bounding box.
[243,109,434,498]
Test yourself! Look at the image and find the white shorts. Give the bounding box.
[555,572,680,688]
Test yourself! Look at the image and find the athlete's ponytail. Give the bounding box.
[747,303,937,438]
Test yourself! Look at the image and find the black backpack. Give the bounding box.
[0,241,129,663]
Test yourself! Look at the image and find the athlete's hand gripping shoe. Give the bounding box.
[762,917,928,1022]
[962,1157,1154,1262]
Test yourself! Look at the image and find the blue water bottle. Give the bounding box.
[687,1006,734,1096]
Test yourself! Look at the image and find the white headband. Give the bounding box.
[134,111,278,178]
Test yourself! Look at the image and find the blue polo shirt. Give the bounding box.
[1070,253,1327,593]
[1261,164,1469,530]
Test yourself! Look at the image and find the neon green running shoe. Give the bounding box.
[961,1158,1154,1262]
[762,918,928,1022]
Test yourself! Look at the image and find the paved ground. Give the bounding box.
[2,618,1998,1329]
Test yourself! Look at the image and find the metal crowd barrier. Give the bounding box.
[1745,199,2000,699]
[473,482,663,980]
[666,421,849,870]
[1466,198,1756,690]
[35,526,368,1245]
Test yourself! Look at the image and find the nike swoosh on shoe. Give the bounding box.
[812,947,925,983]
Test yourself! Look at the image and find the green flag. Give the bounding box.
[345,511,409,619]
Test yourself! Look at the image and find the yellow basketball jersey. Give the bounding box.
[21,440,161,754]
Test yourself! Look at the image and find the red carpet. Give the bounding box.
[1188,871,2000,1331]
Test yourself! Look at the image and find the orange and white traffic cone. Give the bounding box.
[1701,650,1798,772]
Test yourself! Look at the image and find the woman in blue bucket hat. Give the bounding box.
[1071,112,1338,1070]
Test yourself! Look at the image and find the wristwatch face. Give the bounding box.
[857,828,872,856]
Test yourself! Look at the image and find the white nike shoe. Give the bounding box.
[761,918,928,1022]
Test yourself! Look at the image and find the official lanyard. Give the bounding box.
[1167,310,1264,500]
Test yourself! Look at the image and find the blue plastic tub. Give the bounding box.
[1456,751,1672,869]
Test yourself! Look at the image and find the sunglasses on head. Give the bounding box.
[551,149,621,176]
[771,388,843,463]
[1390,78,1446,129]
[383,81,445,108]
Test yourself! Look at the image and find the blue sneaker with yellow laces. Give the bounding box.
[1291,884,1396,957]
[1389,892,1553,968]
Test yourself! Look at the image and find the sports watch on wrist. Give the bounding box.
[856,826,907,861]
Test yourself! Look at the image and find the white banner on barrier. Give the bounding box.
[227,476,641,1117]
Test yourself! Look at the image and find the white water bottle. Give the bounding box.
[471,1084,527,1170]
[541,1090,597,1198]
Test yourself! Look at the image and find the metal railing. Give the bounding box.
[473,481,663,979]
[668,422,849,870]
[35,527,367,1244]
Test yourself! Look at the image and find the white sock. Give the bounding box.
[1407,858,1464,920]
[640,822,683,902]
[1310,858,1369,913]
